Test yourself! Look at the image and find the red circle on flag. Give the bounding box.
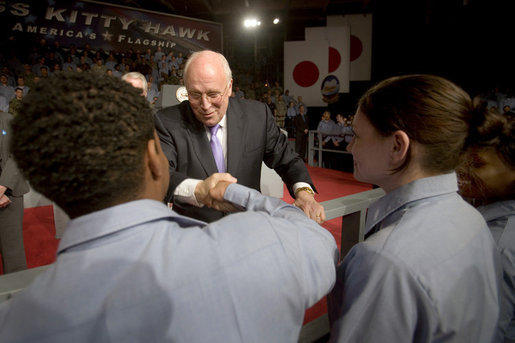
[293,61,319,87]
[350,35,363,62]
[329,47,341,73]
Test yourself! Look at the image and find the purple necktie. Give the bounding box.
[209,124,225,173]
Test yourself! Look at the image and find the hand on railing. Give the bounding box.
[294,189,326,224]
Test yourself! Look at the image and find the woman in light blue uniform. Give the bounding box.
[459,111,515,342]
[328,75,502,343]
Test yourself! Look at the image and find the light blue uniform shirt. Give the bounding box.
[0,184,337,342]
[317,119,336,136]
[479,200,515,342]
[287,107,297,118]
[328,173,502,343]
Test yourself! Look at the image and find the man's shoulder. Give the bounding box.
[227,97,267,121]
[229,97,264,110]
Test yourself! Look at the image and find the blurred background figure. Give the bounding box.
[458,110,515,342]
[8,87,23,116]
[0,110,29,274]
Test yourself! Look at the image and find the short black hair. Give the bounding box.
[11,71,154,218]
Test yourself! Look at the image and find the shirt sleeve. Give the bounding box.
[292,182,313,195]
[173,178,203,207]
[497,215,515,340]
[223,183,338,306]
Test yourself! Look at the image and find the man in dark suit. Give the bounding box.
[155,50,325,223]
[294,105,309,161]
[0,111,29,273]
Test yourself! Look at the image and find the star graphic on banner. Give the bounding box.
[102,31,113,41]
[24,15,37,23]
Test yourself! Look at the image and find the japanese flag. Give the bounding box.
[327,14,372,81]
[284,40,329,107]
[305,26,350,93]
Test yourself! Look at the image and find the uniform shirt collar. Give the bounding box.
[478,199,515,223]
[57,199,206,255]
[365,172,458,236]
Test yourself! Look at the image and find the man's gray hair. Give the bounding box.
[121,72,148,94]
[183,51,232,86]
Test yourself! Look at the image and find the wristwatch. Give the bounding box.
[294,186,315,198]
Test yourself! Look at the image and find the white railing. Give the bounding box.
[0,265,49,303]
[307,130,352,168]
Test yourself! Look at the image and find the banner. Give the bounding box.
[305,26,350,94]
[327,14,372,81]
[0,0,223,53]
[284,40,329,107]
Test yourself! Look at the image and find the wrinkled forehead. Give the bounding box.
[186,54,229,84]
[186,69,228,92]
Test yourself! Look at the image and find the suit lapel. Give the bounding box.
[182,103,218,176]
[226,99,245,174]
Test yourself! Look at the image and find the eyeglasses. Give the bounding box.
[187,83,230,104]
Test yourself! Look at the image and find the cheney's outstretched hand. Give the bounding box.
[195,173,240,212]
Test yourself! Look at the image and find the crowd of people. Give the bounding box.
[1,40,332,140]
[1,39,361,172]
[317,110,354,148]
[0,40,189,109]
[0,44,513,343]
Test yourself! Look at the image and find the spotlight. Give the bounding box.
[273,18,280,24]
[243,18,261,28]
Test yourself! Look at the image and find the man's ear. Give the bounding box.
[390,130,410,167]
[146,133,165,180]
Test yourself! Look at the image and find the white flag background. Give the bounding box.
[305,26,350,93]
[327,14,372,81]
[284,40,329,107]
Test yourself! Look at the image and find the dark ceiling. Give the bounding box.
[97,0,376,86]
[97,0,513,93]
[98,0,372,40]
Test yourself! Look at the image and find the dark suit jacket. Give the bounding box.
[154,97,315,222]
[0,111,29,197]
[294,113,309,134]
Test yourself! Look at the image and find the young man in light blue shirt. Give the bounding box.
[1,71,338,343]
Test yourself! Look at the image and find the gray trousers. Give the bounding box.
[0,195,27,273]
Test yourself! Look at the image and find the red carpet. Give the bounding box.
[294,165,372,324]
[1,164,372,325]
[0,205,59,275]
[284,164,373,252]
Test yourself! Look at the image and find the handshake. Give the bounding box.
[194,173,241,213]
[193,173,326,224]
